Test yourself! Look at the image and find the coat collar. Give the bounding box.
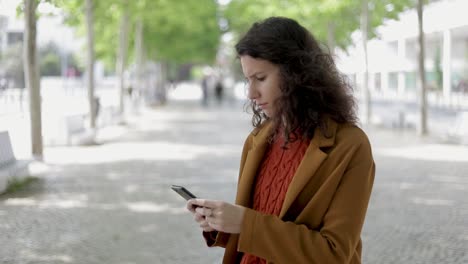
[236,118,339,218]
[235,121,273,206]
[250,117,338,147]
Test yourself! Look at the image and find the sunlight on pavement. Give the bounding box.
[4,197,189,215]
[168,82,202,100]
[44,142,239,165]
[376,144,468,162]
[411,197,455,206]
[124,184,140,193]
[4,197,87,209]
[4,193,89,209]
[399,182,416,190]
[3,198,36,206]
[93,203,119,210]
[20,251,73,263]
[167,81,248,101]
[430,175,468,183]
[136,107,225,122]
[429,175,468,190]
[125,202,170,213]
[124,201,186,214]
[28,161,51,175]
[39,199,88,209]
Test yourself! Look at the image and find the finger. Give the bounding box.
[201,199,223,208]
[195,206,212,216]
[200,220,215,232]
[205,215,220,225]
[189,199,206,208]
[202,226,215,232]
[186,200,197,213]
[191,199,222,209]
[207,222,222,232]
[204,208,212,216]
[199,221,210,229]
[194,213,205,223]
[195,207,205,215]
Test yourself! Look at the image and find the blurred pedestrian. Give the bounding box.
[187,17,375,264]
[201,76,209,106]
[93,96,100,121]
[127,85,134,98]
[214,79,224,104]
[456,79,468,94]
[0,77,8,93]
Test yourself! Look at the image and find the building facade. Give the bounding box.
[336,0,468,104]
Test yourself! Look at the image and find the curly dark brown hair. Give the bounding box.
[235,16,358,145]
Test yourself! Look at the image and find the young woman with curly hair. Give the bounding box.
[187,16,375,264]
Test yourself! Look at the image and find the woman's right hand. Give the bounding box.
[187,200,216,232]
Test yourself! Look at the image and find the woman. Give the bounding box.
[187,16,375,264]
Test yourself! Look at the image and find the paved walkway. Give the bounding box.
[1,98,467,263]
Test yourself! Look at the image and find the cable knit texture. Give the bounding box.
[240,133,310,264]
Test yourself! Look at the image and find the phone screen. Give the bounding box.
[171,185,197,200]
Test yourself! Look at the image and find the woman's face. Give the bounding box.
[240,55,282,118]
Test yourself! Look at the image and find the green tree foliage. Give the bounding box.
[39,42,61,76]
[36,42,83,77]
[224,0,360,50]
[141,0,221,64]
[224,0,412,51]
[52,0,119,69]
[224,0,316,39]
[53,0,221,69]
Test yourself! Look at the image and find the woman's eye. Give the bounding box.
[257,76,266,81]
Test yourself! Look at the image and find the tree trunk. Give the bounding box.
[159,61,167,104]
[417,0,428,135]
[24,0,43,160]
[134,18,144,109]
[85,0,96,129]
[361,0,371,124]
[117,0,129,115]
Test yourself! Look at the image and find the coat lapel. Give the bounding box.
[235,122,274,207]
[279,119,338,218]
[235,119,338,216]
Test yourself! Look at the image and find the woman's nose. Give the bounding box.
[246,83,259,100]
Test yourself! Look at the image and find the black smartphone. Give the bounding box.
[171,185,197,201]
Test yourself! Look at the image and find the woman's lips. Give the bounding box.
[258,103,268,109]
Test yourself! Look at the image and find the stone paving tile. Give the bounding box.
[1,100,467,263]
[363,128,468,264]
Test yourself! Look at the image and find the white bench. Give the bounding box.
[65,114,86,146]
[0,131,31,193]
[64,113,99,146]
[447,111,468,145]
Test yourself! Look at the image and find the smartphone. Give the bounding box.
[171,185,197,201]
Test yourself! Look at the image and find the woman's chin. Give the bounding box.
[263,110,274,118]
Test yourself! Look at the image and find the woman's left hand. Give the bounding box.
[189,199,246,234]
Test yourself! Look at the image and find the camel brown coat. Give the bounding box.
[204,119,375,264]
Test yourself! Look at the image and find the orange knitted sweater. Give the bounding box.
[240,133,310,264]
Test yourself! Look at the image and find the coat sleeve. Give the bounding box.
[237,138,375,263]
[202,231,230,248]
[202,133,254,248]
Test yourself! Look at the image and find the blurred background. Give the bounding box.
[0,0,467,263]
